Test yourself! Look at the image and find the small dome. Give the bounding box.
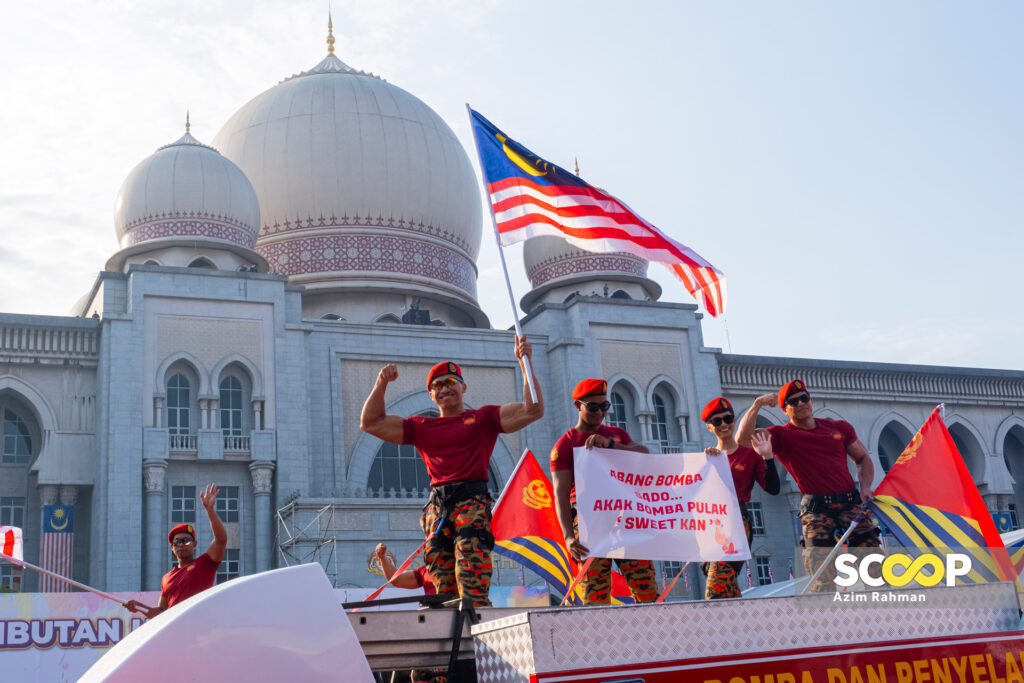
[521,235,660,313]
[114,129,261,250]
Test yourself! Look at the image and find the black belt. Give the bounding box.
[801,489,859,510]
[426,480,490,515]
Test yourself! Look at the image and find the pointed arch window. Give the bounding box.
[219,377,243,436]
[652,394,670,450]
[608,392,628,430]
[2,408,32,464]
[167,374,191,436]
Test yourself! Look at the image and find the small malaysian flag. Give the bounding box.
[40,506,74,592]
[0,526,23,560]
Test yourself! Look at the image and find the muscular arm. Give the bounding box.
[360,364,405,444]
[374,543,421,589]
[126,593,168,620]
[201,484,227,564]
[847,439,876,502]
[553,469,587,561]
[736,393,776,447]
[500,336,544,433]
[583,432,649,454]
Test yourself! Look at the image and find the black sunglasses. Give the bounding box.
[707,414,735,427]
[786,393,811,407]
[579,401,611,413]
[172,537,194,546]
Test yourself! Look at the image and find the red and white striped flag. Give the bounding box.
[470,109,727,317]
[40,505,74,592]
[1,526,23,560]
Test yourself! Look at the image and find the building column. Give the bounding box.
[252,400,263,431]
[675,414,690,444]
[249,461,275,573]
[143,459,168,590]
[153,395,165,427]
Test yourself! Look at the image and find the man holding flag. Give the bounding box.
[360,337,543,607]
[550,378,658,604]
[736,380,879,591]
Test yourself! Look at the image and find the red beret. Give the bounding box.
[778,379,808,408]
[427,361,462,388]
[701,397,733,422]
[572,378,608,400]
[168,523,195,545]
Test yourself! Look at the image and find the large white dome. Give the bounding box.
[113,130,261,250]
[211,51,484,319]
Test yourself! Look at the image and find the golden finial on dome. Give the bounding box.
[327,12,336,54]
[574,157,580,177]
[185,110,191,135]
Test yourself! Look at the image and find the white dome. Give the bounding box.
[114,131,261,250]
[211,53,483,309]
[521,235,660,313]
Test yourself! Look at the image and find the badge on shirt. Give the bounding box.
[733,463,746,471]
[550,446,559,463]
[833,433,843,440]
[463,415,476,425]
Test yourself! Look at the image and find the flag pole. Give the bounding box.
[798,504,870,595]
[465,104,537,403]
[0,554,129,606]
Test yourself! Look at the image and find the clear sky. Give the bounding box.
[2,2,1022,369]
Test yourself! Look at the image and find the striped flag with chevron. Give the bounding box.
[868,406,1016,584]
[491,450,633,605]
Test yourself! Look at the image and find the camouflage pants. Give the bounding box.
[704,510,753,600]
[420,494,494,607]
[800,500,879,593]
[572,506,659,605]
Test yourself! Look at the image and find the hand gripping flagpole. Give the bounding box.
[466,104,537,403]
[0,553,129,606]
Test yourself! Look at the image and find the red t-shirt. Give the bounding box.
[402,405,505,486]
[550,425,633,502]
[727,446,768,503]
[413,565,437,595]
[161,552,220,607]
[768,418,858,494]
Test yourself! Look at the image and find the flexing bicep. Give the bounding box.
[392,571,421,590]
[363,414,407,444]
[499,401,543,433]
[846,439,870,464]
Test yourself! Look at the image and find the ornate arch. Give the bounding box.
[606,374,644,405]
[944,414,987,482]
[813,406,847,422]
[155,351,210,395]
[645,375,687,415]
[994,415,1024,456]
[0,375,58,436]
[210,353,264,399]
[867,410,917,453]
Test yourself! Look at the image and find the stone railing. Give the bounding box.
[169,434,198,451]
[0,316,100,366]
[719,354,1024,405]
[223,435,251,452]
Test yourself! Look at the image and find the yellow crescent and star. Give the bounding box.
[496,133,553,178]
[49,507,69,531]
[522,480,552,510]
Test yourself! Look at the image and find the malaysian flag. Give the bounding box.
[468,108,727,317]
[40,505,74,592]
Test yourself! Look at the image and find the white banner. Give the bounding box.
[575,447,750,562]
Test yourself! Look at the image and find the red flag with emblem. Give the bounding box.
[492,450,634,604]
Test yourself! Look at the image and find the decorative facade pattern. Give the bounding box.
[258,215,475,256]
[121,213,257,249]
[259,233,478,297]
[528,253,647,289]
[719,355,1024,406]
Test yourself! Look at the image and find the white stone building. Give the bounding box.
[3,33,1024,597]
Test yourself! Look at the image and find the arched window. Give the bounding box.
[320,314,344,321]
[219,377,243,436]
[877,421,913,473]
[652,394,670,451]
[167,374,191,435]
[188,258,215,269]
[610,290,631,300]
[608,392,628,430]
[2,408,32,464]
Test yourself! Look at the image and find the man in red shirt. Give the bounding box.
[736,380,879,592]
[701,397,780,599]
[374,543,436,595]
[125,483,227,618]
[360,336,543,607]
[551,378,658,604]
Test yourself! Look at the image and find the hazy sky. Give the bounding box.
[2,2,1022,369]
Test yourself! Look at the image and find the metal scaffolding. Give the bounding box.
[276,501,343,586]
